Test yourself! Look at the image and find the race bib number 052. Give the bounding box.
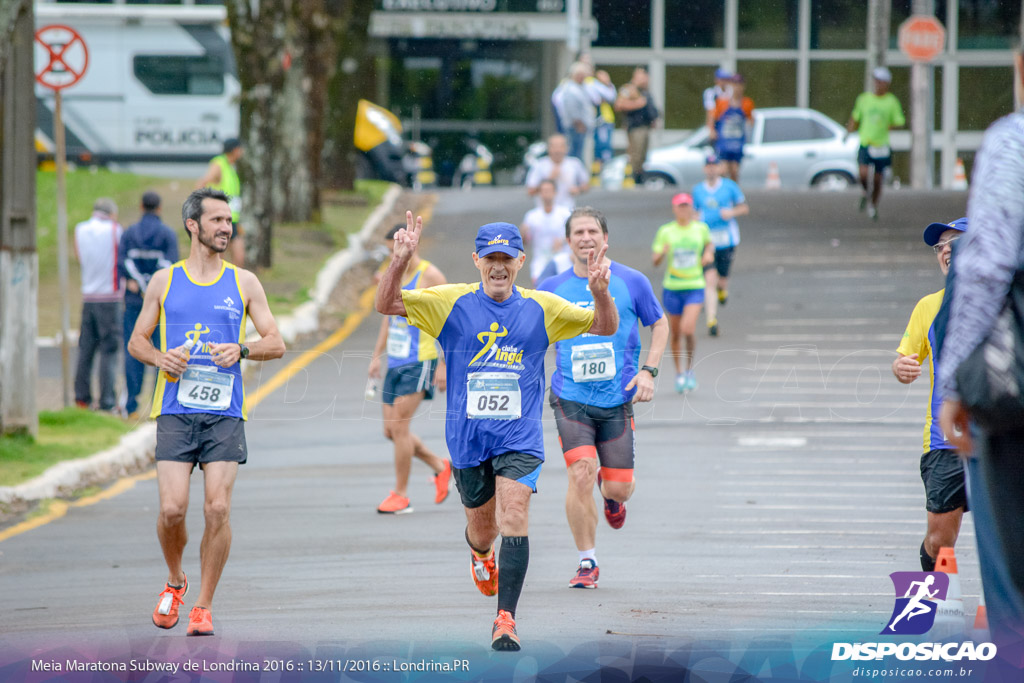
[466,372,521,420]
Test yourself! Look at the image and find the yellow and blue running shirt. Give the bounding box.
[896,289,950,452]
[387,260,439,369]
[151,262,247,420]
[539,262,663,408]
[401,283,594,468]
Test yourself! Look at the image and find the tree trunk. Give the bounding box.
[865,0,891,90]
[324,0,376,190]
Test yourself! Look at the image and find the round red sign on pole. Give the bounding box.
[898,15,946,63]
[34,24,89,91]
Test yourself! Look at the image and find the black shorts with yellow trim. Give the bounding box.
[549,392,635,483]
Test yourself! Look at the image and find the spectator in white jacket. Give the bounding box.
[74,197,124,412]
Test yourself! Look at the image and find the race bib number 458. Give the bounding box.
[177,366,233,411]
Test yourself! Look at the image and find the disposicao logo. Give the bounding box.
[882,572,948,635]
[830,570,997,663]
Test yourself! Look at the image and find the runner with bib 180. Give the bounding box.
[538,206,667,589]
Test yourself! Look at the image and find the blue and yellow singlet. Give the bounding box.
[151,261,247,420]
[387,260,439,369]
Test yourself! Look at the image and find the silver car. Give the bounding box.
[632,107,860,189]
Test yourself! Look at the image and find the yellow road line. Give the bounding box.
[246,285,377,408]
[1,285,379,543]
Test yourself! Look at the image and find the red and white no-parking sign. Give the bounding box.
[34,24,89,91]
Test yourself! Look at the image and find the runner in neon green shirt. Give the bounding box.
[651,193,713,393]
[846,66,905,221]
[196,138,246,266]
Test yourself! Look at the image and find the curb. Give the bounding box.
[4,184,407,507]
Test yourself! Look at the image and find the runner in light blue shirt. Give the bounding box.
[692,153,748,337]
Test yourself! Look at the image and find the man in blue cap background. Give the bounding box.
[891,217,969,572]
[376,212,619,652]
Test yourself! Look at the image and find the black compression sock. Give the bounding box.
[497,536,529,618]
[920,541,936,572]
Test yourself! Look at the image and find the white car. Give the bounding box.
[607,107,860,190]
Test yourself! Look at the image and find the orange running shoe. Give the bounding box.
[471,548,499,596]
[377,491,412,514]
[152,574,188,629]
[491,610,520,651]
[434,460,452,504]
[186,606,214,636]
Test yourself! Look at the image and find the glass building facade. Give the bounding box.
[40,0,1022,186]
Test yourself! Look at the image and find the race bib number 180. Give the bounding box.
[571,342,616,382]
[466,372,521,420]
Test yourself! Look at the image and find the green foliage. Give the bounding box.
[0,409,134,487]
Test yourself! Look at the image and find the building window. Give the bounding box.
[737,0,798,50]
[133,55,224,95]
[958,0,1021,50]
[959,67,1014,130]
[736,60,796,108]
[664,0,724,48]
[664,65,715,130]
[592,0,651,48]
[809,0,866,50]
[809,61,863,124]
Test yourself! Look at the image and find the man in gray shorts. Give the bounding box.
[128,188,285,636]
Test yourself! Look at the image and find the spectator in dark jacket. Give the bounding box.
[119,191,179,417]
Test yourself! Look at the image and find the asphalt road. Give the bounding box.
[3,185,983,680]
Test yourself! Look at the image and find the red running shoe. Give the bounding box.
[597,473,627,529]
[569,559,599,589]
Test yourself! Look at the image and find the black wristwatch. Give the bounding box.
[238,343,250,360]
[640,365,659,378]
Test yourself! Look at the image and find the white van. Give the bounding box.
[35,2,239,168]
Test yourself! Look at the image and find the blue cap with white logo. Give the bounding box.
[923,217,968,246]
[475,222,524,258]
[714,68,732,80]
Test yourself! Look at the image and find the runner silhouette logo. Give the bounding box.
[882,572,949,635]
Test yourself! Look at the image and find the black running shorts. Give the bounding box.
[920,448,968,514]
[550,394,635,482]
[155,413,247,467]
[452,451,542,509]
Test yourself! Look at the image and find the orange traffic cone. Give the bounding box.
[974,591,989,633]
[952,158,969,190]
[765,161,781,190]
[930,546,967,638]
